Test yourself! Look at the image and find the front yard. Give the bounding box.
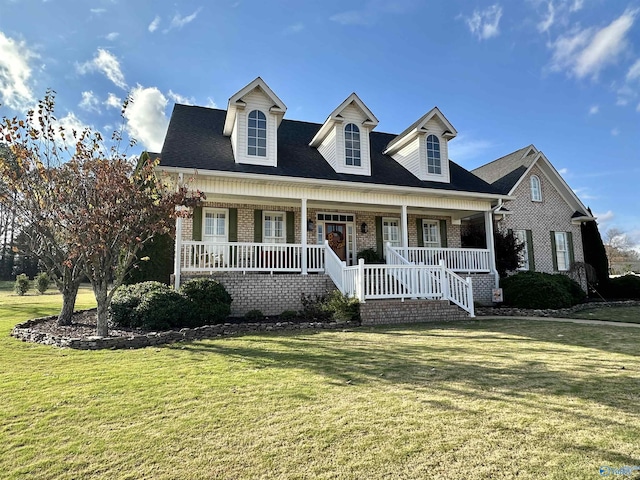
[1,286,639,479]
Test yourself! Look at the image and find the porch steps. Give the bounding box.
[359,299,470,326]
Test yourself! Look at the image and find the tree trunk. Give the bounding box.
[94,280,110,337]
[57,280,80,326]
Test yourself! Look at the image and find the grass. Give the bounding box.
[569,305,640,324]
[1,284,639,479]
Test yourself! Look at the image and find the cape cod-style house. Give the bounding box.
[156,77,513,321]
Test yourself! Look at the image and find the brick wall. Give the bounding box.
[180,272,336,316]
[499,164,585,277]
[468,273,496,306]
[360,299,469,325]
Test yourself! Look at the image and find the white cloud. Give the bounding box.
[570,0,583,12]
[548,9,637,79]
[538,1,556,33]
[594,209,614,225]
[626,59,640,81]
[330,2,415,27]
[79,90,100,113]
[284,23,304,34]
[167,90,194,105]
[105,32,119,41]
[330,10,374,26]
[611,127,620,136]
[205,97,218,108]
[104,92,122,109]
[447,135,495,163]
[0,31,37,111]
[90,8,106,14]
[77,48,127,90]
[164,9,201,33]
[123,85,169,151]
[463,4,503,41]
[148,15,161,33]
[557,167,568,175]
[588,105,599,115]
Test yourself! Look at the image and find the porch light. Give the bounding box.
[360,222,368,234]
[307,219,315,231]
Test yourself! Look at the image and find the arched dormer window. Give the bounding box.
[530,175,542,201]
[248,110,267,157]
[426,135,441,174]
[344,123,361,167]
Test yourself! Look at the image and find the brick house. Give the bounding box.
[156,77,513,320]
[472,145,595,286]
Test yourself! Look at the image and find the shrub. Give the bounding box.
[180,278,232,325]
[244,309,264,322]
[14,274,30,296]
[110,281,170,328]
[357,248,383,264]
[279,310,298,321]
[324,290,360,322]
[300,293,332,321]
[501,272,584,309]
[136,289,192,331]
[605,274,640,299]
[35,272,51,294]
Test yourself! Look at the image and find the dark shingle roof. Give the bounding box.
[159,105,502,195]
[472,146,539,194]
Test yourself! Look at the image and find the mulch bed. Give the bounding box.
[31,310,141,339]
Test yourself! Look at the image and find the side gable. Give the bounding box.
[383,107,457,183]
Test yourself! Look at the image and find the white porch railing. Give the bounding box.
[180,241,325,273]
[393,246,491,272]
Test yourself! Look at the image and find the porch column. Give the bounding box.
[301,197,308,275]
[401,204,409,257]
[174,213,183,290]
[484,210,499,288]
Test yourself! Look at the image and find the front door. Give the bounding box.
[326,223,347,261]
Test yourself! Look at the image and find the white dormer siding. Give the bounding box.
[384,107,456,184]
[223,77,287,168]
[310,93,378,177]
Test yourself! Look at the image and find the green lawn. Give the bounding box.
[569,305,640,324]
[1,285,639,479]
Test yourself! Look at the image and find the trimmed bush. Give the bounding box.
[180,278,232,325]
[244,309,264,322]
[279,310,298,321]
[605,274,640,299]
[136,289,192,331]
[501,271,584,309]
[110,281,171,328]
[35,272,51,294]
[14,274,30,296]
[325,290,360,322]
[357,248,383,264]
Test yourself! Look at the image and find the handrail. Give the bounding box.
[391,246,491,272]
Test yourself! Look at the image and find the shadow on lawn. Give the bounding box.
[169,320,640,420]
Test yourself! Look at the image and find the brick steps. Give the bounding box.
[359,299,470,325]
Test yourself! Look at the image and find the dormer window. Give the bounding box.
[426,135,441,175]
[530,175,542,201]
[345,123,361,166]
[248,110,267,157]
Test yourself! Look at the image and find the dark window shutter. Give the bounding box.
[254,210,263,242]
[286,211,295,244]
[416,219,424,247]
[228,208,238,242]
[526,230,535,271]
[550,231,558,271]
[439,220,448,248]
[375,216,383,256]
[192,207,202,241]
[567,231,575,265]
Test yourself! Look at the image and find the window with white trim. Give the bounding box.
[426,135,441,175]
[345,123,361,167]
[203,208,228,242]
[514,230,529,270]
[422,220,441,248]
[263,211,285,244]
[248,110,267,157]
[530,175,542,202]
[554,231,570,271]
[383,217,401,247]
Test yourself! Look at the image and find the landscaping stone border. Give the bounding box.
[11,311,359,350]
[476,300,640,318]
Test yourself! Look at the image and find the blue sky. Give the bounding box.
[1,0,639,248]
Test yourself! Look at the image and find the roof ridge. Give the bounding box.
[472,144,533,171]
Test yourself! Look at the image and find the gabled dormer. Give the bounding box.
[309,93,379,176]
[222,77,287,167]
[383,107,457,183]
